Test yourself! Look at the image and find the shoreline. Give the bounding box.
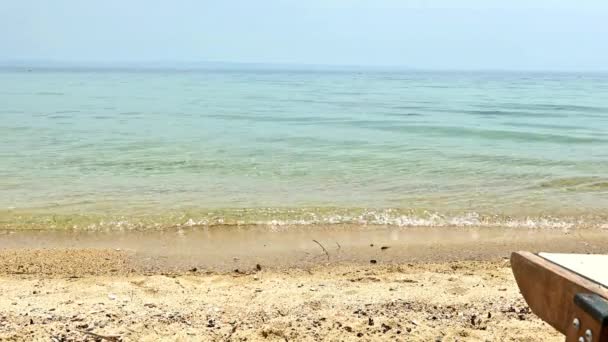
[1,225,606,274]
[1,227,606,341]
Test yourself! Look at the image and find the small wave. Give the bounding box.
[501,122,595,131]
[47,114,72,119]
[539,177,608,191]
[54,110,80,114]
[35,92,64,96]
[1,209,604,231]
[486,103,608,114]
[382,112,424,117]
[379,125,607,144]
[463,109,568,118]
[447,109,569,118]
[528,104,608,113]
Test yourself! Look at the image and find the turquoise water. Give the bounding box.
[1,68,608,230]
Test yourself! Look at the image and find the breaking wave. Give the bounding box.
[1,208,605,231]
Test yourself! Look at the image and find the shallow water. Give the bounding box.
[1,68,607,230]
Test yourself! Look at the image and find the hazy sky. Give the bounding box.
[2,0,607,70]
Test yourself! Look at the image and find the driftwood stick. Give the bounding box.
[77,330,121,341]
[312,239,330,261]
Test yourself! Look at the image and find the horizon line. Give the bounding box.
[0,59,607,74]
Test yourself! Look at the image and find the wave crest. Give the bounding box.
[0,208,599,231]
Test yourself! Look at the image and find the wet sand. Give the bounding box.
[1,226,607,341]
[1,225,606,272]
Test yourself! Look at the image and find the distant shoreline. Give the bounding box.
[2,61,607,74]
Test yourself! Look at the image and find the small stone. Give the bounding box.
[189,267,197,272]
[108,294,117,301]
[380,246,390,250]
[256,264,262,271]
[370,260,377,264]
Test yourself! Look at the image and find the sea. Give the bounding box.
[1,67,607,230]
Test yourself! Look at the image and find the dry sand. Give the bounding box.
[1,226,607,341]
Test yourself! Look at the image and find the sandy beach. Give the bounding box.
[1,226,607,341]
[3,2,608,341]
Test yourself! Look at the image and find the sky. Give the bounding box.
[1,0,607,71]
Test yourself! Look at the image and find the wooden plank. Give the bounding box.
[540,253,608,288]
[511,251,608,334]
